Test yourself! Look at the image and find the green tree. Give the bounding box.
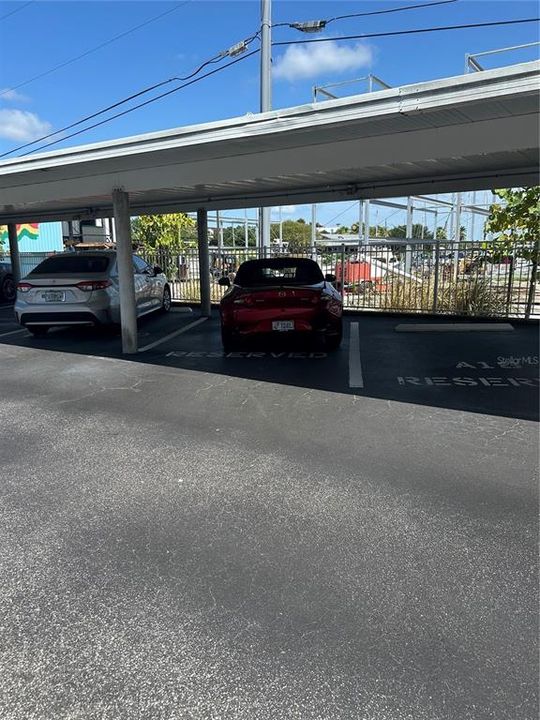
[131,213,195,253]
[435,226,447,240]
[387,223,433,240]
[271,219,312,252]
[485,187,540,262]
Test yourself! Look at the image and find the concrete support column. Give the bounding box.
[197,208,211,318]
[112,189,138,354]
[7,223,21,285]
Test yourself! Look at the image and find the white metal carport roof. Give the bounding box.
[0,61,538,224]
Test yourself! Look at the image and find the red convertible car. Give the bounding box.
[218,257,343,351]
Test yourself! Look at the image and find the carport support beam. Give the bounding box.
[7,223,21,285]
[197,208,211,318]
[112,189,138,354]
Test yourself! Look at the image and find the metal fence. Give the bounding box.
[3,242,538,319]
[142,242,539,319]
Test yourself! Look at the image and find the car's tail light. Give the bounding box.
[76,280,112,292]
[17,282,33,293]
[233,293,253,306]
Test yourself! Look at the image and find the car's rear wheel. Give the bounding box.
[1,275,16,302]
[221,327,235,353]
[161,285,172,313]
[325,322,342,351]
[27,325,49,337]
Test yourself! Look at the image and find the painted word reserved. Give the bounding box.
[397,376,538,387]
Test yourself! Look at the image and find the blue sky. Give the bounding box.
[0,0,538,231]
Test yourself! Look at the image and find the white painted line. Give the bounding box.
[349,322,364,388]
[0,327,26,338]
[170,306,193,314]
[395,323,514,332]
[138,317,208,352]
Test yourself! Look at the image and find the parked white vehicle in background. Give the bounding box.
[15,251,171,336]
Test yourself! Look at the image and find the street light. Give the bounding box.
[290,20,327,33]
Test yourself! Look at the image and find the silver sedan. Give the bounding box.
[15,251,171,336]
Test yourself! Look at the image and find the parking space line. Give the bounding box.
[0,328,27,338]
[349,322,364,388]
[138,317,208,352]
[395,322,514,332]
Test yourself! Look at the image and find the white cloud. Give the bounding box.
[280,205,297,214]
[273,40,372,82]
[0,109,52,141]
[0,88,29,103]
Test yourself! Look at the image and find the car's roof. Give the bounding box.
[238,257,320,267]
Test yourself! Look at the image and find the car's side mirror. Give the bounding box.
[325,273,336,282]
[153,266,163,275]
[218,276,231,287]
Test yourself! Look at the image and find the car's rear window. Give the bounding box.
[30,255,111,275]
[234,259,324,286]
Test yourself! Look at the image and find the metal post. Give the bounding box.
[405,196,413,273]
[216,210,223,254]
[112,189,138,354]
[453,192,462,283]
[7,223,21,286]
[197,208,211,318]
[244,209,249,249]
[505,255,515,317]
[433,240,440,314]
[364,199,370,243]
[311,204,316,248]
[340,243,346,296]
[470,191,476,241]
[279,206,283,245]
[259,0,272,251]
[525,258,538,319]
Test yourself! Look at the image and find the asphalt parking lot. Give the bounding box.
[0,302,538,719]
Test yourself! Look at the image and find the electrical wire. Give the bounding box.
[17,49,259,157]
[0,1,191,98]
[0,33,260,159]
[273,0,459,29]
[272,18,540,46]
[0,0,34,21]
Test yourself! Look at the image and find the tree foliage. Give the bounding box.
[386,223,433,240]
[485,187,540,261]
[131,213,195,252]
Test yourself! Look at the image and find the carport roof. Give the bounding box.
[0,61,539,223]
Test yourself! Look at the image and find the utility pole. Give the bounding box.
[259,0,272,253]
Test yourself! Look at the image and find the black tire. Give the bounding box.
[160,285,172,313]
[325,322,343,351]
[1,274,16,303]
[221,328,235,353]
[27,325,49,337]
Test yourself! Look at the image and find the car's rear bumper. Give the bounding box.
[16,308,110,326]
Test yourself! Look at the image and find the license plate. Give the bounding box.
[42,291,65,303]
[272,320,294,332]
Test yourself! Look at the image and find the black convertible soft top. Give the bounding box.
[234,258,324,287]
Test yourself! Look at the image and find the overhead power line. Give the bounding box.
[272,18,540,46]
[274,0,459,30]
[0,33,259,159]
[0,0,34,21]
[15,50,260,157]
[0,1,191,98]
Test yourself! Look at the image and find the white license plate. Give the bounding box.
[42,291,65,303]
[272,320,294,332]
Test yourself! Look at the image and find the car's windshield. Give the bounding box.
[234,259,324,287]
[30,255,111,275]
